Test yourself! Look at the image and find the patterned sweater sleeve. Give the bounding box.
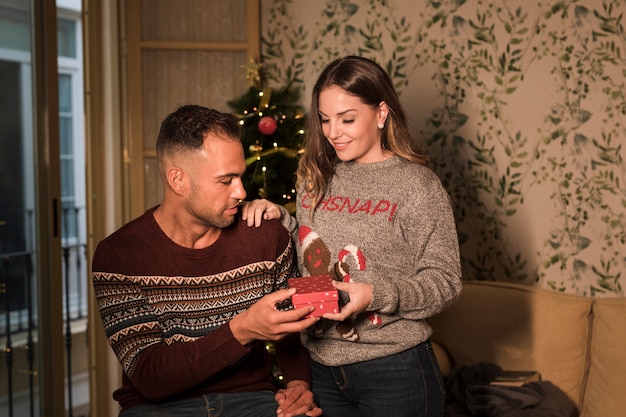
[91,268,251,401]
[92,236,258,401]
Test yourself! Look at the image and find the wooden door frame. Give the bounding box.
[124,0,261,219]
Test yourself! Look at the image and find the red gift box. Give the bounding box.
[288,275,339,318]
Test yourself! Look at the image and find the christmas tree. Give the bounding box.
[228,61,305,387]
[227,60,306,212]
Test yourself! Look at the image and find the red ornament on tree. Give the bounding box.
[258,116,278,135]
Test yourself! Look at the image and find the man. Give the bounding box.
[92,105,321,417]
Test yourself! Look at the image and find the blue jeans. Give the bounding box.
[119,390,308,417]
[311,341,446,417]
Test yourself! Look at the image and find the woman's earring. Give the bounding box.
[378,123,384,129]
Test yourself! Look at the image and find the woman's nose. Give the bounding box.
[326,120,340,139]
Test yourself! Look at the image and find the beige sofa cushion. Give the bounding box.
[428,281,593,407]
[582,298,626,417]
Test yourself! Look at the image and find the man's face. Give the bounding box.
[184,134,247,229]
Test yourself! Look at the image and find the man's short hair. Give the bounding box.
[156,105,242,158]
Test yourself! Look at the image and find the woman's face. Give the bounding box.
[318,85,389,163]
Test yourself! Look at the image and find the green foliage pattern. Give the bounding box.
[260,0,626,297]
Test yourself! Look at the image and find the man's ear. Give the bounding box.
[166,167,186,196]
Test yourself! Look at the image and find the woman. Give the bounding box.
[244,55,462,417]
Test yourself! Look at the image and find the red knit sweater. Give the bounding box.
[92,206,310,412]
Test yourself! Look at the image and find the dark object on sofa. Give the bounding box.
[445,363,577,417]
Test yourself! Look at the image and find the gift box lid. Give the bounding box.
[288,275,338,303]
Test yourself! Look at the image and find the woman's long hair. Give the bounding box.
[297,55,428,216]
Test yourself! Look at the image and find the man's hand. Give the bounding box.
[229,288,319,345]
[275,380,322,417]
[241,199,283,227]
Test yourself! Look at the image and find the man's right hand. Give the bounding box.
[229,288,319,345]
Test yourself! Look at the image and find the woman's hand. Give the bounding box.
[323,280,373,321]
[241,199,283,227]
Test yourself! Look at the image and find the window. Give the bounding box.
[0,1,36,336]
[58,13,87,323]
[0,5,86,336]
[0,1,89,415]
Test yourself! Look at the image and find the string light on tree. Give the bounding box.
[231,59,305,384]
[227,59,306,210]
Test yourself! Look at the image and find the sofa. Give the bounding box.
[428,280,626,417]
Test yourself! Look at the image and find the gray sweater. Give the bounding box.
[283,156,463,366]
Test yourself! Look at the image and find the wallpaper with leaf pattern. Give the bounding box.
[260,0,626,297]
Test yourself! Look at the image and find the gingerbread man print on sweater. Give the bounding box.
[298,226,382,341]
